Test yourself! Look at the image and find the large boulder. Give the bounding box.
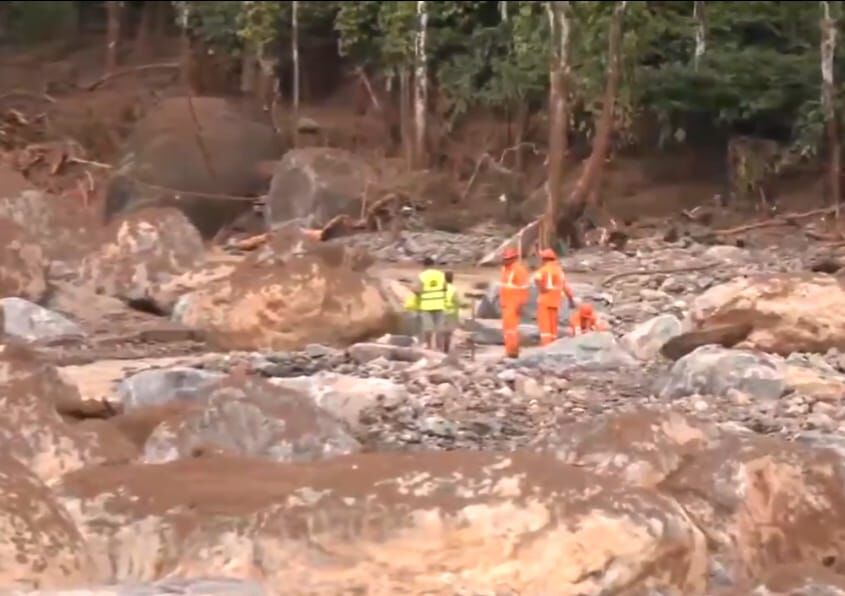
[79,208,206,303]
[0,217,46,302]
[57,451,707,593]
[621,313,683,360]
[547,409,717,488]
[690,274,845,355]
[143,375,360,463]
[0,454,98,589]
[658,345,786,400]
[0,342,133,484]
[105,97,284,238]
[660,433,845,589]
[117,367,225,411]
[264,147,374,228]
[1,297,84,343]
[0,190,99,264]
[269,372,407,431]
[174,252,395,351]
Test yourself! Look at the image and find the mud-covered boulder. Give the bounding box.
[79,208,206,303]
[621,313,683,360]
[57,451,707,593]
[106,97,284,238]
[0,453,98,589]
[658,345,786,400]
[547,409,717,487]
[143,375,360,463]
[0,342,132,484]
[660,433,845,589]
[265,147,374,228]
[174,252,395,351]
[749,565,845,595]
[0,190,99,263]
[1,297,84,342]
[690,274,845,355]
[0,217,46,301]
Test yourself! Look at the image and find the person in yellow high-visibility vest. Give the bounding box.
[413,257,447,350]
[442,271,461,354]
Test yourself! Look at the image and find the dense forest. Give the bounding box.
[2,1,843,244]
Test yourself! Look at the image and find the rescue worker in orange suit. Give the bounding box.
[568,302,606,336]
[533,248,576,346]
[499,247,530,358]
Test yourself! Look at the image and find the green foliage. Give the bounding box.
[5,1,77,43]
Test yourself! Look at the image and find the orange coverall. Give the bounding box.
[499,260,530,357]
[569,304,605,336]
[534,260,574,346]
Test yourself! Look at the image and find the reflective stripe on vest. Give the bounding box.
[418,269,446,311]
[503,269,528,290]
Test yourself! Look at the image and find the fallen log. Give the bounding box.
[660,322,753,361]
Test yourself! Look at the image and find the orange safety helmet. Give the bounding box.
[539,248,557,260]
[502,247,519,261]
[579,302,595,317]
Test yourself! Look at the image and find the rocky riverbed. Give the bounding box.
[6,191,845,594]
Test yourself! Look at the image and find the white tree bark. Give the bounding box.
[292,0,300,112]
[693,1,706,71]
[414,0,429,168]
[500,1,508,22]
[821,0,840,213]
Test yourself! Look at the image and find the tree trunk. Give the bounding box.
[693,1,706,71]
[543,0,573,250]
[176,2,192,89]
[500,1,509,22]
[556,0,627,248]
[399,66,414,168]
[105,1,122,75]
[478,0,627,264]
[414,0,429,169]
[821,1,841,215]
[292,0,300,113]
[133,1,155,61]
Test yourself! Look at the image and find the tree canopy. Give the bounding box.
[4,1,844,155]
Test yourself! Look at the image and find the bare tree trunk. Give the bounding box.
[556,0,626,248]
[133,1,154,61]
[544,0,572,250]
[175,2,192,89]
[292,0,300,114]
[399,66,414,168]
[414,0,429,169]
[500,1,509,22]
[821,1,841,216]
[479,0,627,264]
[693,1,706,71]
[105,1,122,75]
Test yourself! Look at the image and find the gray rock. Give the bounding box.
[514,332,637,374]
[143,377,360,463]
[117,367,225,410]
[269,372,407,430]
[1,297,84,342]
[420,415,457,437]
[515,376,545,400]
[376,334,417,347]
[703,245,749,262]
[658,345,786,401]
[621,314,683,360]
[466,320,540,346]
